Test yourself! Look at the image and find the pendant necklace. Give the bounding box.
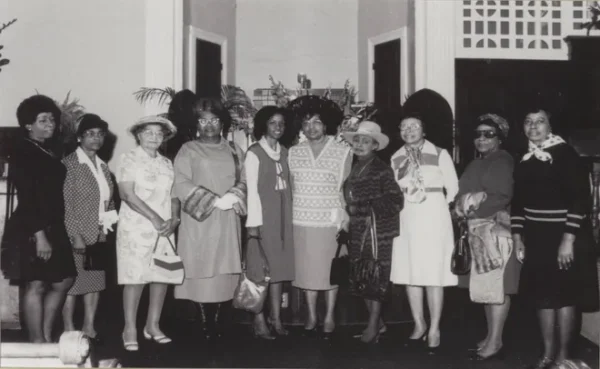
[349,157,375,200]
[25,138,56,158]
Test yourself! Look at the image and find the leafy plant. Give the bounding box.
[0,18,17,73]
[582,1,600,36]
[221,85,257,134]
[133,87,177,106]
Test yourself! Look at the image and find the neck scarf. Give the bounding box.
[521,134,566,163]
[397,144,427,203]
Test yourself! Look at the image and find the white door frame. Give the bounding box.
[184,25,228,92]
[367,27,410,104]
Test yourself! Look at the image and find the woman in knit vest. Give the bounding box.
[288,96,352,339]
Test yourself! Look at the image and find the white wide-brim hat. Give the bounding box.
[342,121,389,151]
[128,115,177,141]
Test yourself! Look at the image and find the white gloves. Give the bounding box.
[99,210,119,234]
[214,193,240,211]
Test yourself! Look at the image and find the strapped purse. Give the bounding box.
[148,236,185,285]
[84,228,109,271]
[349,208,390,301]
[232,237,271,314]
[451,217,471,275]
[330,230,350,287]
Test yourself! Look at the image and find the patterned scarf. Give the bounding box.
[521,134,566,163]
[397,145,427,204]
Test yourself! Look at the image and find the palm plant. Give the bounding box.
[133,87,177,106]
[0,18,17,73]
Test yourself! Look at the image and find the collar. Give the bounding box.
[258,136,281,161]
[76,147,105,167]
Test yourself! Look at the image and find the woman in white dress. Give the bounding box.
[390,113,459,353]
[116,116,181,351]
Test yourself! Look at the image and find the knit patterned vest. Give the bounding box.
[289,138,351,227]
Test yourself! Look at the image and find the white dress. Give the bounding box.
[390,140,459,287]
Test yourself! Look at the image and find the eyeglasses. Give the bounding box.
[474,130,498,139]
[141,130,165,138]
[198,118,220,126]
[82,131,106,138]
[400,124,421,133]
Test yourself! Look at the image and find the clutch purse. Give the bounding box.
[330,230,350,287]
[83,241,109,271]
[232,237,270,314]
[451,218,471,275]
[148,236,185,285]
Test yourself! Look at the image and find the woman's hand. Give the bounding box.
[151,216,167,233]
[557,237,575,270]
[159,218,180,237]
[513,235,525,263]
[247,227,260,239]
[232,201,246,216]
[35,234,53,261]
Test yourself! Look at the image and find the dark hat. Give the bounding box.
[76,114,108,137]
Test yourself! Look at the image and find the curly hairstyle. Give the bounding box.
[253,106,294,141]
[194,97,232,137]
[16,94,62,130]
[287,96,343,136]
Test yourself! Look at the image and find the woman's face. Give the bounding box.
[524,111,551,144]
[351,134,378,157]
[474,124,500,155]
[197,111,222,139]
[80,128,106,153]
[399,118,424,145]
[137,124,165,151]
[265,113,285,140]
[301,114,326,141]
[27,112,56,141]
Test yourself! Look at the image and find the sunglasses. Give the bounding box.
[474,130,498,139]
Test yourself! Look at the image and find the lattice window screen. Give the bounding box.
[457,0,598,60]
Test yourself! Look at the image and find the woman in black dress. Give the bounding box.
[511,107,599,368]
[0,95,76,343]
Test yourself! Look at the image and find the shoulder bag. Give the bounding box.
[233,237,270,314]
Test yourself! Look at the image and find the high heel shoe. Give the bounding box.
[353,324,387,339]
[267,317,289,336]
[526,356,555,369]
[122,333,138,352]
[403,331,427,347]
[426,332,441,355]
[143,328,172,344]
[253,328,275,340]
[470,347,505,361]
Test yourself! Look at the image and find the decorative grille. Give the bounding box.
[457,0,599,60]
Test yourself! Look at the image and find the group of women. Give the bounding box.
[1,92,597,369]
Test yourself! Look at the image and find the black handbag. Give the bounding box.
[349,208,390,301]
[84,239,109,271]
[330,230,350,287]
[451,218,471,275]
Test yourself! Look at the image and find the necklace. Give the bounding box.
[25,138,55,158]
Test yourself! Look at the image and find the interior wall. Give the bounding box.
[235,0,358,98]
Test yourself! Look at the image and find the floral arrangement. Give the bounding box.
[583,1,600,36]
[269,75,296,107]
[221,85,257,135]
[0,18,17,73]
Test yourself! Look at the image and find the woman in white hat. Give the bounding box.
[342,121,403,344]
[115,115,180,351]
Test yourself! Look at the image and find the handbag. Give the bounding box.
[451,218,471,275]
[349,208,390,301]
[330,230,350,287]
[148,236,185,285]
[83,241,109,271]
[232,237,270,314]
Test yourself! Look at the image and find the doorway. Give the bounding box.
[195,39,222,98]
[374,39,401,111]
[454,59,571,171]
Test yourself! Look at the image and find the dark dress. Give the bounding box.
[343,156,403,301]
[0,138,76,282]
[511,143,599,311]
[245,144,295,283]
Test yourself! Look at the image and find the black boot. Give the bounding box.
[197,303,217,341]
[214,300,232,339]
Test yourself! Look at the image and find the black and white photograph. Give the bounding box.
[0,1,599,368]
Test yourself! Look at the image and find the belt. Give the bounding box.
[425,187,444,193]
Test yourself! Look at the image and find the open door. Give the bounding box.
[195,39,222,98]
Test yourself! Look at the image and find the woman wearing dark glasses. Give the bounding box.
[455,114,521,361]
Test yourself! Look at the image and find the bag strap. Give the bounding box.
[359,206,379,260]
[243,237,271,279]
[228,141,241,182]
[153,236,177,255]
[334,237,345,258]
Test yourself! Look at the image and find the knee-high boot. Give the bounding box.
[215,300,233,338]
[197,303,217,341]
